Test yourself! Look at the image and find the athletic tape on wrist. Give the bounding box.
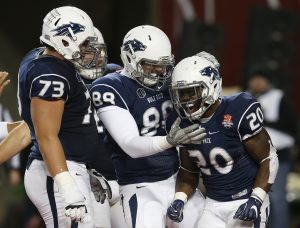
[54,171,74,187]
[174,192,188,204]
[251,187,267,202]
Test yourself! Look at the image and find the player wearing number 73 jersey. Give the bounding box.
[167,54,279,228]
[17,6,102,227]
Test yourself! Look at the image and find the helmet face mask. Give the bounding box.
[73,27,108,80]
[72,38,107,79]
[170,55,222,121]
[133,58,174,91]
[121,25,174,91]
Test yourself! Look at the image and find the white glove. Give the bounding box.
[87,169,112,204]
[54,171,91,223]
[166,117,206,146]
[195,51,220,69]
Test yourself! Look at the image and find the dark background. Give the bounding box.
[0,0,300,120]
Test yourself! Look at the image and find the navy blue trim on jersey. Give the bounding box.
[47,176,58,228]
[129,194,138,228]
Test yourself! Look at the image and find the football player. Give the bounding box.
[74,26,125,228]
[167,54,279,228]
[18,6,101,227]
[1,24,124,227]
[89,25,206,228]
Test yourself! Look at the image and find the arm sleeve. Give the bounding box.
[98,106,172,158]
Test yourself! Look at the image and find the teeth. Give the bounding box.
[186,103,194,108]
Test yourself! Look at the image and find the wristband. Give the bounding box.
[54,171,74,187]
[158,136,173,150]
[174,192,188,204]
[251,187,267,202]
[0,122,8,140]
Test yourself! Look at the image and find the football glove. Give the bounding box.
[166,117,206,146]
[167,199,185,223]
[233,196,262,221]
[195,51,220,69]
[87,169,112,204]
[54,171,90,223]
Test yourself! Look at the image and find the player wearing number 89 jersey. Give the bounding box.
[90,25,205,228]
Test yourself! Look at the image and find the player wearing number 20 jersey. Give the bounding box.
[184,93,264,201]
[167,54,278,228]
[18,47,99,163]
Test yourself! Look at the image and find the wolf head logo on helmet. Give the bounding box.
[51,22,85,39]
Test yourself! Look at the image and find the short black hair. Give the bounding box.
[248,67,271,81]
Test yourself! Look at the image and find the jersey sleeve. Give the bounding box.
[89,75,128,111]
[236,93,264,141]
[29,74,69,100]
[28,61,70,101]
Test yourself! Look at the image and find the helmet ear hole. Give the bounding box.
[62,40,69,47]
[126,55,131,63]
[54,18,61,26]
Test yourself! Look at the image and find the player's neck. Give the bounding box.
[43,48,64,60]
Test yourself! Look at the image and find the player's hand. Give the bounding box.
[233,196,262,221]
[87,169,112,204]
[166,117,206,146]
[54,172,91,223]
[0,71,10,96]
[167,199,185,223]
[195,51,220,69]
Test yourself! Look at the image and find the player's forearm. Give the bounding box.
[253,162,272,192]
[0,121,24,141]
[175,170,199,198]
[37,136,68,176]
[7,121,24,133]
[252,143,278,202]
[118,135,171,158]
[0,121,31,165]
[99,106,173,158]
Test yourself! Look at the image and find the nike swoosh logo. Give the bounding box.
[208,131,219,135]
[136,185,147,189]
[250,205,258,217]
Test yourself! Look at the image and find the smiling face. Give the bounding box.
[177,86,203,115]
